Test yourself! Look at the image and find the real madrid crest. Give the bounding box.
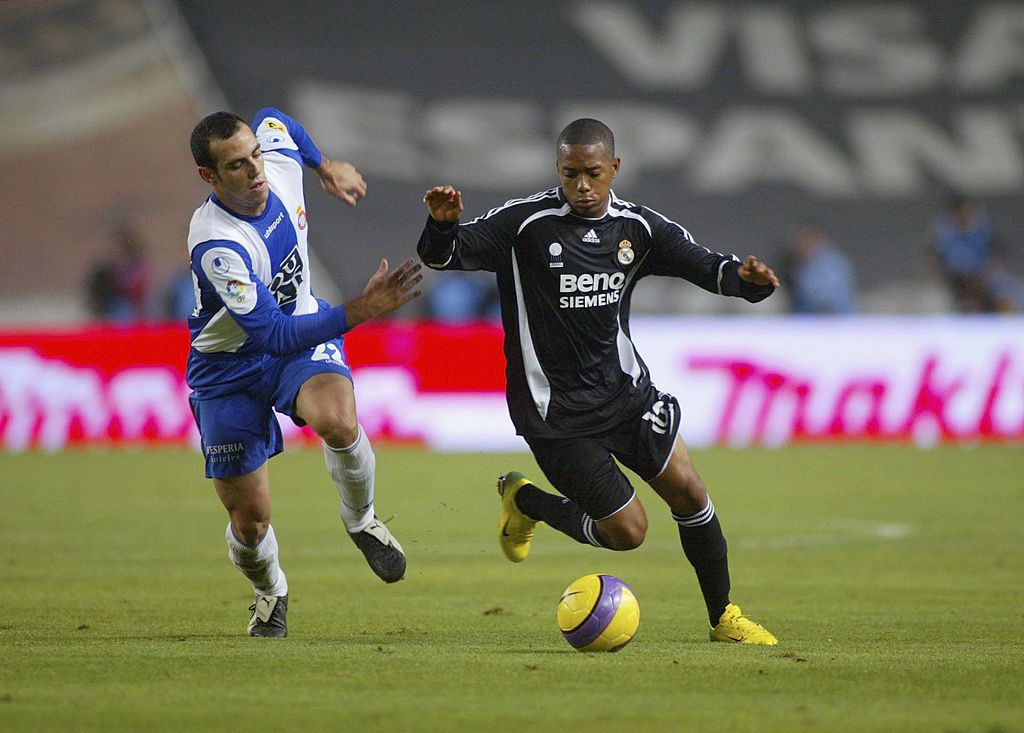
[617,239,634,266]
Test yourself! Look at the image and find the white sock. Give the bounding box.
[225,523,288,597]
[323,424,375,533]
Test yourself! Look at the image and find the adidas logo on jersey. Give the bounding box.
[582,229,600,244]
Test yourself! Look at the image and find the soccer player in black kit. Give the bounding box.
[417,119,781,644]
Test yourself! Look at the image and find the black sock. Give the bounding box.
[673,497,731,626]
[515,484,614,549]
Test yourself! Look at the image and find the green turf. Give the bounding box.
[1,445,1022,732]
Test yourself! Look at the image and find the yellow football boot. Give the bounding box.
[497,472,539,563]
[710,603,779,645]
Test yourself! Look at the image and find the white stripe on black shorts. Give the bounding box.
[524,387,681,520]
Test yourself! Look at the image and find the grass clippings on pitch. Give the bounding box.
[1,445,1022,733]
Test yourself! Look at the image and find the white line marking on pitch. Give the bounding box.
[732,519,912,549]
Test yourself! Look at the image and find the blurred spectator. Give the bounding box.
[165,266,197,319]
[426,271,500,322]
[85,222,153,321]
[784,223,857,314]
[931,194,1023,313]
[987,269,1024,313]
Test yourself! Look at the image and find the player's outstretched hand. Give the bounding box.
[738,255,781,288]
[344,258,423,328]
[318,156,367,206]
[423,185,464,222]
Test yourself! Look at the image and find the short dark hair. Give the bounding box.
[556,118,615,158]
[190,111,246,169]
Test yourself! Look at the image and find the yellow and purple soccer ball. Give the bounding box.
[557,574,639,652]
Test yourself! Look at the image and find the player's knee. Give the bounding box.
[233,518,270,548]
[232,514,270,545]
[602,518,648,551]
[674,463,705,494]
[615,527,646,551]
[612,527,646,551]
[313,409,359,449]
[682,483,708,512]
[662,469,708,516]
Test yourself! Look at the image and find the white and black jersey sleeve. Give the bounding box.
[641,207,774,302]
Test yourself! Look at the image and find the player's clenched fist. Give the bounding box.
[423,185,464,223]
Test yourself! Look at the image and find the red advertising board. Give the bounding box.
[1,318,1022,451]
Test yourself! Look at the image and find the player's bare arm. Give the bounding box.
[423,185,464,222]
[738,255,781,288]
[317,155,367,205]
[343,258,423,328]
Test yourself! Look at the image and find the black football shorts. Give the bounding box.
[524,388,681,520]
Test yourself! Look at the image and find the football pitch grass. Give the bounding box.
[2,445,1021,733]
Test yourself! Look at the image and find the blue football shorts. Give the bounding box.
[189,338,352,479]
[524,387,681,520]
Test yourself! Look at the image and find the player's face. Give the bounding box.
[199,125,269,216]
[557,143,620,218]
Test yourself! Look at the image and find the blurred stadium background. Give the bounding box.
[3,7,1022,730]
[1,0,1023,451]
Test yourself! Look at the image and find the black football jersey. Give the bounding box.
[417,187,773,438]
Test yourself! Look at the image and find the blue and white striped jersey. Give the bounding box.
[185,108,347,397]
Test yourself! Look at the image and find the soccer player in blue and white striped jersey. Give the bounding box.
[187,108,421,636]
